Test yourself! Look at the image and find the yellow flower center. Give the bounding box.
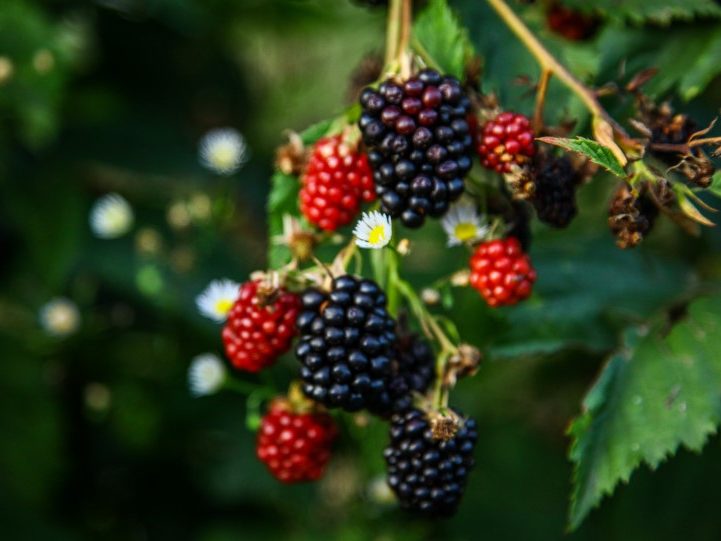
[215,298,234,315]
[454,222,477,242]
[368,225,387,246]
[211,146,235,168]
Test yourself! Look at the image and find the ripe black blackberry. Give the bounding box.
[353,0,387,5]
[295,275,397,413]
[387,329,435,413]
[359,69,473,228]
[384,408,477,516]
[532,155,579,228]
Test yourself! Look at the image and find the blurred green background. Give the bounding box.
[1,0,721,539]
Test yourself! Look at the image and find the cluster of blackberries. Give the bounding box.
[359,69,473,228]
[385,408,478,516]
[292,275,476,516]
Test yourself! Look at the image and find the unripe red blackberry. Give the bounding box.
[384,408,477,516]
[477,112,535,174]
[532,155,579,228]
[469,237,536,307]
[546,3,599,41]
[300,135,376,231]
[359,69,473,228]
[295,276,397,413]
[256,399,337,483]
[222,281,300,372]
[387,330,435,413]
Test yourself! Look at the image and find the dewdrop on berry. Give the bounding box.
[188,353,226,397]
[89,193,134,239]
[441,200,489,247]
[353,211,392,249]
[196,279,240,322]
[39,298,81,337]
[198,128,248,175]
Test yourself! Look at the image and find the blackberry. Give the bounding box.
[387,329,435,413]
[608,182,658,249]
[359,69,473,228]
[546,3,599,42]
[295,275,397,413]
[384,408,477,516]
[650,113,697,166]
[353,0,387,5]
[257,399,337,483]
[532,155,579,228]
[469,237,536,307]
[477,112,535,174]
[222,281,300,373]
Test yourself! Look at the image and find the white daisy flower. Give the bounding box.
[39,298,81,336]
[89,193,134,239]
[441,200,489,247]
[198,128,248,175]
[188,353,226,397]
[353,211,392,249]
[196,278,240,322]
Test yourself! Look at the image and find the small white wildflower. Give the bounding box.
[89,193,134,239]
[421,288,441,306]
[199,128,248,175]
[441,200,488,246]
[188,353,226,397]
[196,278,240,322]
[353,211,392,249]
[39,298,81,336]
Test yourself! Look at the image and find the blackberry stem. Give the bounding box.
[386,0,413,76]
[486,0,634,161]
[385,0,401,67]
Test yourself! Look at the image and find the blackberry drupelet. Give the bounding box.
[387,330,435,413]
[295,275,397,412]
[359,69,473,228]
[532,155,579,228]
[384,408,477,516]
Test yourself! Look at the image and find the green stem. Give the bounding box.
[385,248,401,318]
[385,0,402,68]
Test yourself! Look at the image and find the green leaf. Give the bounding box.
[568,294,721,530]
[413,0,475,79]
[266,118,333,268]
[538,136,626,178]
[595,23,721,101]
[708,171,721,199]
[563,0,721,25]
